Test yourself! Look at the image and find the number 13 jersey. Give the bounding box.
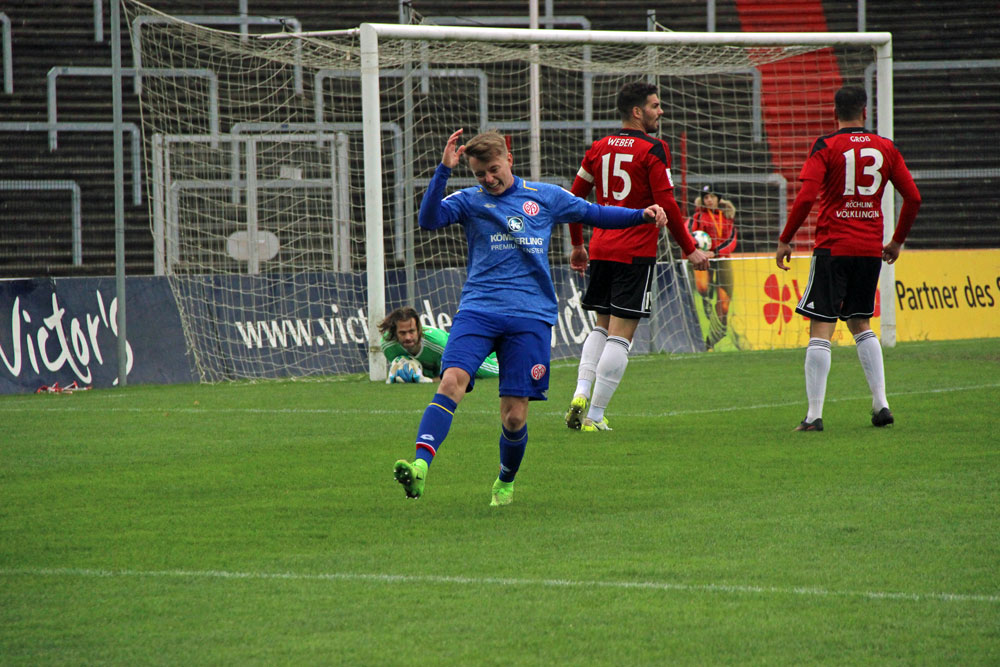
[799,127,919,257]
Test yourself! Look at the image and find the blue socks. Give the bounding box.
[498,424,527,483]
[413,393,527,483]
[414,393,457,466]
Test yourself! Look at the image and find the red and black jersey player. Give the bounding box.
[776,85,921,432]
[563,82,710,433]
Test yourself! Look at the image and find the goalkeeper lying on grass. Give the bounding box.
[378,306,499,383]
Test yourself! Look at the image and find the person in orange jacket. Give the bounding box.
[688,183,737,350]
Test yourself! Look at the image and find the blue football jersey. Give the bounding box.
[419,163,646,324]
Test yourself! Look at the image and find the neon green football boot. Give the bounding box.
[394,459,427,499]
[565,394,588,430]
[581,417,612,432]
[490,478,514,507]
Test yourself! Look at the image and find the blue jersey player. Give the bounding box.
[394,128,667,506]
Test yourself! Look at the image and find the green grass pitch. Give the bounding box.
[2,338,998,664]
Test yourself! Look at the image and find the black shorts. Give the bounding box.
[795,249,882,322]
[581,258,654,319]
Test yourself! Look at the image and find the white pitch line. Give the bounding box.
[1,567,997,604]
[0,383,996,418]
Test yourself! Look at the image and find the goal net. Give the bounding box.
[125,1,886,381]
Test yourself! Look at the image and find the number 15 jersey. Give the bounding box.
[572,129,685,262]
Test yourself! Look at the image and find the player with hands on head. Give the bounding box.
[393,127,665,506]
[776,86,921,432]
[564,82,709,433]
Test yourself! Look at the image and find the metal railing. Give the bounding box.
[687,172,790,231]
[422,15,596,143]
[152,128,365,275]
[46,66,219,150]
[864,59,1000,191]
[0,13,11,93]
[315,67,489,133]
[702,0,868,32]
[92,0,103,42]
[0,180,83,266]
[130,14,303,95]
[0,122,142,205]
[864,59,1000,132]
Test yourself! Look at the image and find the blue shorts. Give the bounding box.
[441,309,551,400]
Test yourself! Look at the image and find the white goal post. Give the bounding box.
[349,24,896,377]
[126,1,894,382]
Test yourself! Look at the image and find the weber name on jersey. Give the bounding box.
[573,128,681,261]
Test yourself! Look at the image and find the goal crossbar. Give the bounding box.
[267,24,891,49]
[353,26,896,376]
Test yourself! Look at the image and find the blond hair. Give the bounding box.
[463,131,508,162]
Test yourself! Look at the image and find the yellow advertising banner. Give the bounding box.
[687,249,999,350]
[892,249,1000,341]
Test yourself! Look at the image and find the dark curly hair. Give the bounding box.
[616,82,659,121]
[378,306,420,341]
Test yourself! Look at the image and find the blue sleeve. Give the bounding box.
[581,202,647,229]
[545,184,646,229]
[419,163,463,230]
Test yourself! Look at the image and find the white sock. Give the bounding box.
[854,330,888,411]
[574,326,607,399]
[804,338,832,422]
[587,335,630,423]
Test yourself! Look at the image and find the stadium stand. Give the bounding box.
[0,0,997,278]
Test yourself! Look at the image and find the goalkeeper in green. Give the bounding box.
[378,306,499,383]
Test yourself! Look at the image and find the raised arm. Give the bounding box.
[418,164,455,231]
[441,128,466,168]
[418,129,467,231]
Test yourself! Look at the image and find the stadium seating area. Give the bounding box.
[1,0,997,278]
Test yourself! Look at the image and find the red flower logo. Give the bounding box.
[763,274,794,334]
